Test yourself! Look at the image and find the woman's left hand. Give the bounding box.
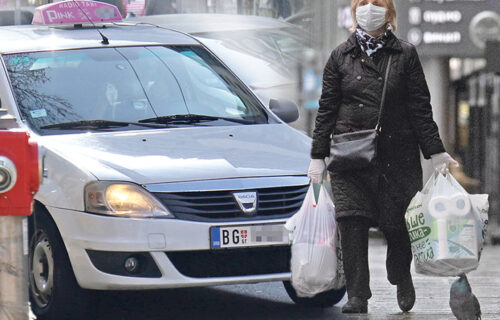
[430,152,459,173]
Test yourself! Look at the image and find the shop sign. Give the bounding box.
[397,0,500,57]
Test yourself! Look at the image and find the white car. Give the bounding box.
[0,2,344,319]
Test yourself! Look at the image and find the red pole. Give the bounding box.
[0,131,40,320]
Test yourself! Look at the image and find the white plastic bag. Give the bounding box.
[405,172,489,276]
[285,183,344,297]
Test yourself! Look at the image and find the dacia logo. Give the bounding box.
[233,191,257,215]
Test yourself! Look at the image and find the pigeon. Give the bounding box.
[450,273,481,320]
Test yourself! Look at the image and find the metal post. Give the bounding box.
[14,0,21,26]
[0,216,29,320]
[176,0,183,13]
[237,0,242,14]
[421,57,451,182]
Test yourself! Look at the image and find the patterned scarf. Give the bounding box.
[355,25,392,57]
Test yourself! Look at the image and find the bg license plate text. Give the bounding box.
[211,223,287,249]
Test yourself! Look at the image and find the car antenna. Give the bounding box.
[72,0,109,45]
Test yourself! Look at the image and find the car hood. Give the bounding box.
[40,124,311,185]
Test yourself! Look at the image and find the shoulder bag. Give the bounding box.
[327,55,392,172]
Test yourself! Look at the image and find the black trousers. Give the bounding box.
[338,216,413,300]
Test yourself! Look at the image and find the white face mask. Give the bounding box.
[356,3,387,32]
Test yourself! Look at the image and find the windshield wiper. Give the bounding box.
[138,114,253,125]
[40,120,165,130]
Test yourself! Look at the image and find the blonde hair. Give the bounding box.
[351,0,397,31]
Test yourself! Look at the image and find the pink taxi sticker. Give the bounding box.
[32,0,122,25]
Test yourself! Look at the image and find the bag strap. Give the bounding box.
[375,54,392,133]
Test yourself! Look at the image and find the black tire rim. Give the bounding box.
[29,230,54,309]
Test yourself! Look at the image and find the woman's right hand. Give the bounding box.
[307,159,326,184]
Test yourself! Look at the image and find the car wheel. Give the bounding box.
[29,209,92,320]
[283,281,346,308]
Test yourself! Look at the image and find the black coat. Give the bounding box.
[311,31,445,231]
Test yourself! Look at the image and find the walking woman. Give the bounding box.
[307,0,458,314]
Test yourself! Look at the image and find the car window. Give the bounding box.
[4,45,269,135]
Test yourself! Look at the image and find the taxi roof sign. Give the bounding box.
[32,0,122,25]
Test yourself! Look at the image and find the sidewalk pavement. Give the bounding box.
[335,237,500,319]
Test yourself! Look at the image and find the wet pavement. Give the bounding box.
[30,238,500,319]
[340,238,500,319]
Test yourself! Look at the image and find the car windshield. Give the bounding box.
[4,45,269,135]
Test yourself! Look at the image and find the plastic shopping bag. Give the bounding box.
[285,183,344,297]
[405,172,489,276]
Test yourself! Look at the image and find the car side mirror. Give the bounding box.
[269,99,299,123]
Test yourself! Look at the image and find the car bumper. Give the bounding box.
[49,207,291,290]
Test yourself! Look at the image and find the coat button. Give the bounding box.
[378,77,383,81]
[357,75,362,80]
[387,163,391,168]
[358,103,364,108]
[361,58,365,63]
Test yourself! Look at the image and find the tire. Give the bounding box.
[29,208,92,320]
[283,281,346,308]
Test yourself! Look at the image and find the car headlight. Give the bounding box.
[85,182,174,218]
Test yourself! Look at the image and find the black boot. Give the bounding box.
[397,276,415,312]
[342,297,368,313]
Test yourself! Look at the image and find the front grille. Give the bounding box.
[153,184,308,221]
[166,246,291,278]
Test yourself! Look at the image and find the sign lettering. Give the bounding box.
[423,10,462,24]
[423,31,461,43]
[222,230,230,245]
[232,230,240,244]
[32,0,121,25]
[406,211,426,230]
[46,10,75,23]
[409,226,432,242]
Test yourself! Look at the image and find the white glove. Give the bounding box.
[431,152,459,173]
[307,159,326,184]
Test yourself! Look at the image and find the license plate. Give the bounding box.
[210,223,288,249]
